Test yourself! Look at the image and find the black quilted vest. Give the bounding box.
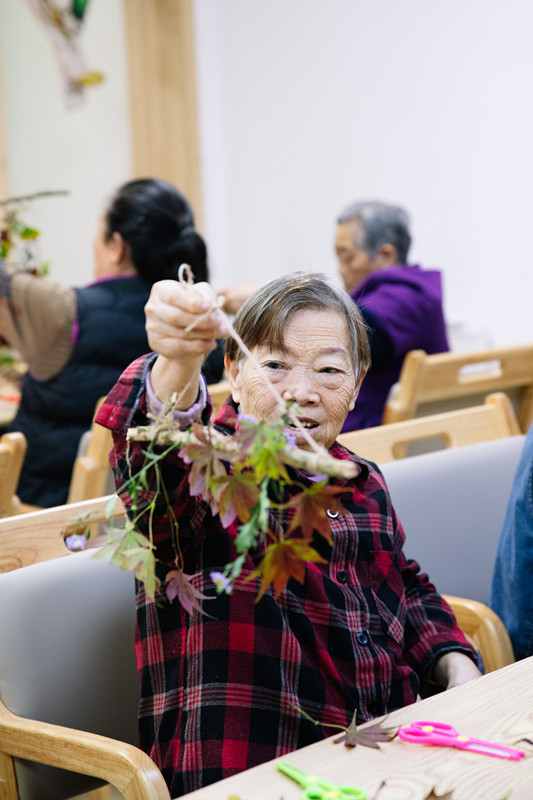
[9,276,152,507]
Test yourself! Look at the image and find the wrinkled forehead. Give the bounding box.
[249,307,355,362]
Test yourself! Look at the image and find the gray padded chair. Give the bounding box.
[380,435,526,603]
[0,549,170,800]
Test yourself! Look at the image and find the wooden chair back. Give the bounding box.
[338,392,520,463]
[67,398,114,504]
[444,595,515,673]
[0,494,125,574]
[383,344,533,432]
[208,379,232,414]
[0,432,27,518]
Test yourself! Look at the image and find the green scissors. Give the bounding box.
[276,761,366,800]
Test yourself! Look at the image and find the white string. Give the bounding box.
[178,264,327,456]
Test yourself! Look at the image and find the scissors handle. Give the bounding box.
[398,721,525,761]
[276,761,366,800]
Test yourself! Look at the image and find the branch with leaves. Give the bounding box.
[88,406,359,612]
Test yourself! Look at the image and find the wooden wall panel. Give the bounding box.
[123,0,202,225]
[0,42,9,199]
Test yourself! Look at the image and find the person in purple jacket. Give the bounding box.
[334,201,449,432]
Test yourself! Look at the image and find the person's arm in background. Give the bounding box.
[0,263,76,380]
[489,425,533,660]
[217,283,259,316]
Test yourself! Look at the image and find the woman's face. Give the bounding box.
[226,308,361,450]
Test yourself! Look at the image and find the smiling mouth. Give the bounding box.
[287,419,319,431]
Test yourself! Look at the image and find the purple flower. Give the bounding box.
[237,412,258,425]
[64,533,86,552]
[285,431,297,448]
[210,571,233,594]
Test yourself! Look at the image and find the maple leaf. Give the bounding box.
[165,569,214,617]
[286,480,349,544]
[243,421,290,482]
[179,425,228,504]
[92,523,159,597]
[333,711,398,748]
[210,468,261,527]
[250,539,326,600]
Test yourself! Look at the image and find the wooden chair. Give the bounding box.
[383,344,533,432]
[0,493,125,574]
[208,379,232,414]
[338,392,520,463]
[67,383,233,506]
[67,398,114,505]
[444,595,515,673]
[0,496,170,800]
[0,432,27,518]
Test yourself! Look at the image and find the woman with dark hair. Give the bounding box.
[0,178,222,507]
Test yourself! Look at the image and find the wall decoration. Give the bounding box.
[25,0,104,107]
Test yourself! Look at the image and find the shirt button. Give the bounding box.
[356,631,370,646]
[336,570,349,584]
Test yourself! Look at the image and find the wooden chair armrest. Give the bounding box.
[0,700,171,800]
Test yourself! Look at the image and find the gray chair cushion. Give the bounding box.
[0,550,138,800]
[380,435,526,604]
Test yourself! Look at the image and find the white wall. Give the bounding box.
[0,0,132,285]
[193,0,533,348]
[1,1,532,348]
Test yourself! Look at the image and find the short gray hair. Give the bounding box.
[337,201,412,265]
[225,272,371,384]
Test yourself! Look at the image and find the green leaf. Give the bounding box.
[19,226,40,240]
[105,494,119,519]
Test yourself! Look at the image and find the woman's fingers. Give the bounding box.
[145,280,230,360]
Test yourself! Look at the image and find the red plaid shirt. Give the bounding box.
[96,354,476,797]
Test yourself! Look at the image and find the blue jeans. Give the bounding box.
[489,424,533,660]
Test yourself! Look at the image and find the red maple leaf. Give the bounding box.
[165,570,215,617]
[211,469,261,527]
[250,539,326,600]
[333,711,398,748]
[286,481,349,543]
[179,425,228,503]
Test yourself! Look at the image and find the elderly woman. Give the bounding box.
[96,273,480,797]
[0,178,222,507]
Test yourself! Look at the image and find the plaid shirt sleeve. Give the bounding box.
[96,356,477,797]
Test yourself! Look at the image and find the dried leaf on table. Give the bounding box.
[333,710,398,748]
[424,789,454,800]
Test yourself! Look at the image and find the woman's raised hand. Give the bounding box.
[145,280,231,408]
[145,280,230,363]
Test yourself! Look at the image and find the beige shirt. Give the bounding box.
[0,264,76,381]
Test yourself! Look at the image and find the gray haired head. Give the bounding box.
[225,272,371,384]
[337,201,412,265]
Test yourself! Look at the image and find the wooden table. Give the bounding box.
[182,657,533,800]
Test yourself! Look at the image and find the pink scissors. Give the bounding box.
[398,720,525,760]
